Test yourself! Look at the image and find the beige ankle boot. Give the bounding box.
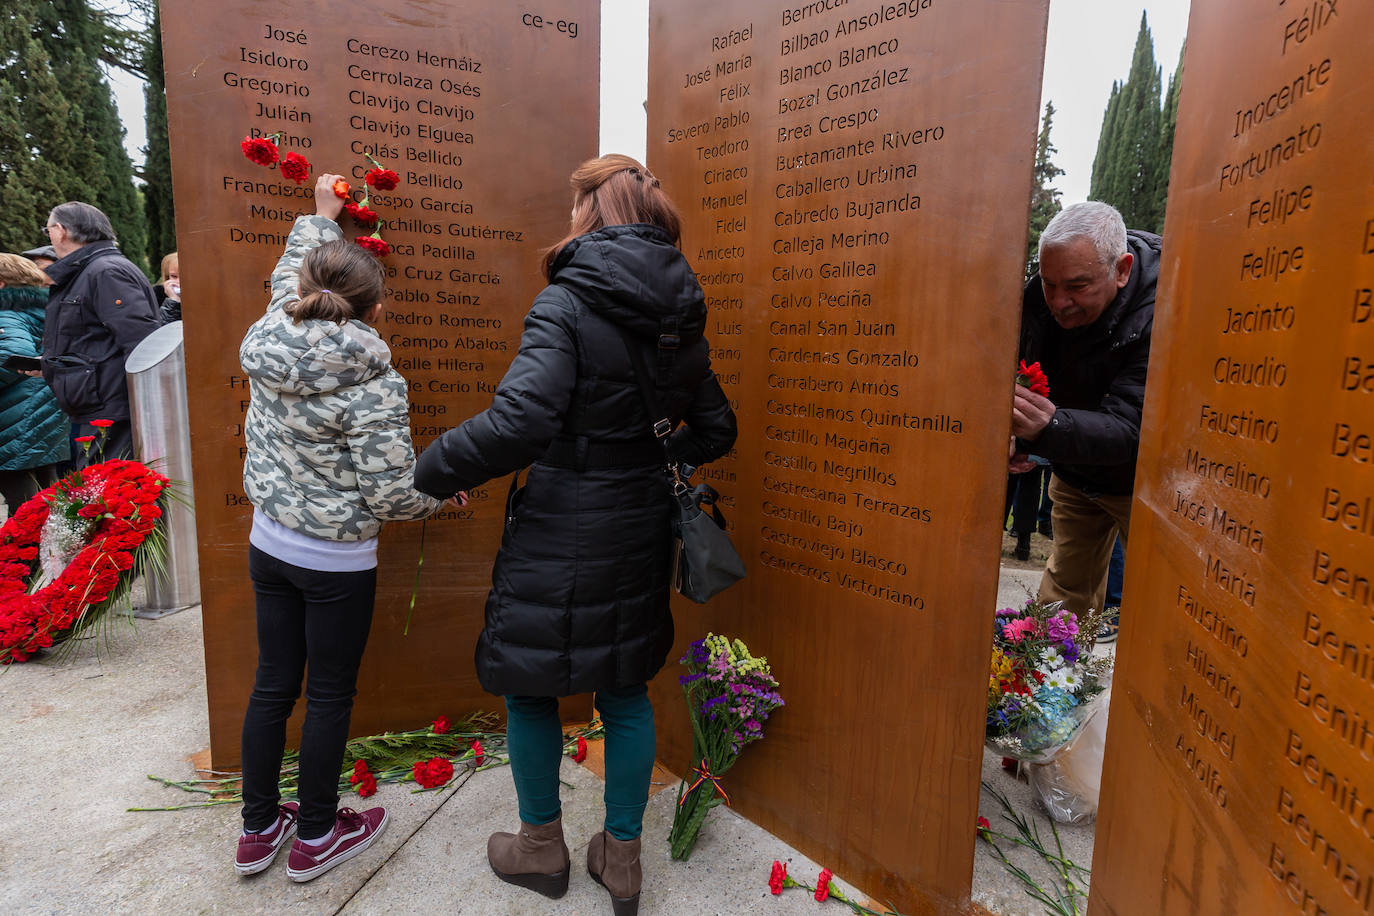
[487,815,570,898]
[587,829,641,916]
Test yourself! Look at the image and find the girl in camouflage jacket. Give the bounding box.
[234,173,446,883]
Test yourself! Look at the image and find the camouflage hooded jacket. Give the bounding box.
[239,215,441,540]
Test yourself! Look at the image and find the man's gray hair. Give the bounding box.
[1038,201,1126,264]
[49,202,116,244]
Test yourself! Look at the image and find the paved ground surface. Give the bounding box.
[0,564,1101,915]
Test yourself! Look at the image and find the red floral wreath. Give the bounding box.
[0,460,167,664]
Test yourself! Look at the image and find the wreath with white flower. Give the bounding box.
[0,458,169,664]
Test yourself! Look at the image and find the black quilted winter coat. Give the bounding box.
[42,241,159,422]
[415,224,738,697]
[1017,230,1161,497]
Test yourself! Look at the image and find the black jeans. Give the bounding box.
[1007,464,1051,536]
[241,546,376,838]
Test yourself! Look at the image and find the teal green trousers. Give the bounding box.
[504,683,655,840]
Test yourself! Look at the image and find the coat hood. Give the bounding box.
[0,286,48,313]
[548,224,707,343]
[240,309,392,396]
[1094,230,1160,344]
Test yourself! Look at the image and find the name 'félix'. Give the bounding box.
[1283,0,1336,55]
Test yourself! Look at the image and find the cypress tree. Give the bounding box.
[1089,12,1174,232]
[143,2,176,265]
[1107,13,1163,229]
[1153,45,1184,231]
[1089,81,1121,199]
[0,0,97,253]
[33,0,149,273]
[1026,101,1065,278]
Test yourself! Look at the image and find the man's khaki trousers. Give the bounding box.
[1036,475,1134,616]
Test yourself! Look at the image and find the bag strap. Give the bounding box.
[618,327,687,493]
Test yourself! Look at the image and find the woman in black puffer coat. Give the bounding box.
[416,155,736,914]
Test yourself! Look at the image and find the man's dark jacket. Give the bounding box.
[42,241,159,422]
[1017,230,1161,496]
[415,224,738,698]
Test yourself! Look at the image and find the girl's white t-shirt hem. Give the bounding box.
[249,509,378,572]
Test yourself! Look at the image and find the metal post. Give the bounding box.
[126,322,200,616]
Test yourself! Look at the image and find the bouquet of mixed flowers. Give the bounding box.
[986,599,1110,762]
[669,634,784,860]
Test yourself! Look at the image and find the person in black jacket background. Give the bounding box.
[1010,202,1160,640]
[40,202,159,466]
[416,155,736,913]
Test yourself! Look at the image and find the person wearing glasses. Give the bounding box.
[39,202,159,466]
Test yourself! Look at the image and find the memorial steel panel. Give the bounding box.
[1092,2,1374,913]
[646,2,1049,910]
[160,0,599,767]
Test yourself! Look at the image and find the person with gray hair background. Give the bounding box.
[1009,201,1161,640]
[38,201,159,466]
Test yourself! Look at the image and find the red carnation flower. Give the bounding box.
[280,151,312,184]
[814,868,833,902]
[357,772,378,797]
[768,860,788,895]
[412,756,453,789]
[344,201,380,227]
[240,135,279,167]
[1015,360,1050,397]
[976,815,991,839]
[428,757,454,784]
[471,740,485,767]
[364,167,400,191]
[90,419,114,429]
[572,735,588,764]
[74,436,96,445]
[350,759,370,785]
[432,716,450,735]
[332,179,352,200]
[76,505,103,519]
[356,235,390,258]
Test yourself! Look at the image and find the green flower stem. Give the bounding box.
[402,520,426,636]
[131,717,604,812]
[977,781,1089,916]
[777,879,902,916]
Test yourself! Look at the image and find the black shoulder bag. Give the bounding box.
[619,328,745,604]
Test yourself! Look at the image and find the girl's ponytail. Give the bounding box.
[288,288,351,323]
[286,239,387,324]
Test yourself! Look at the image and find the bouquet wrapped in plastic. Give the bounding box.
[986,599,1112,821]
[668,634,783,860]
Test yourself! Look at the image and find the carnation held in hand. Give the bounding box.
[1015,360,1051,396]
[669,634,784,860]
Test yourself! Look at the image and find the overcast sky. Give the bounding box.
[110,0,1190,206]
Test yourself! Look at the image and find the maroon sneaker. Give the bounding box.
[235,802,300,876]
[286,807,388,883]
